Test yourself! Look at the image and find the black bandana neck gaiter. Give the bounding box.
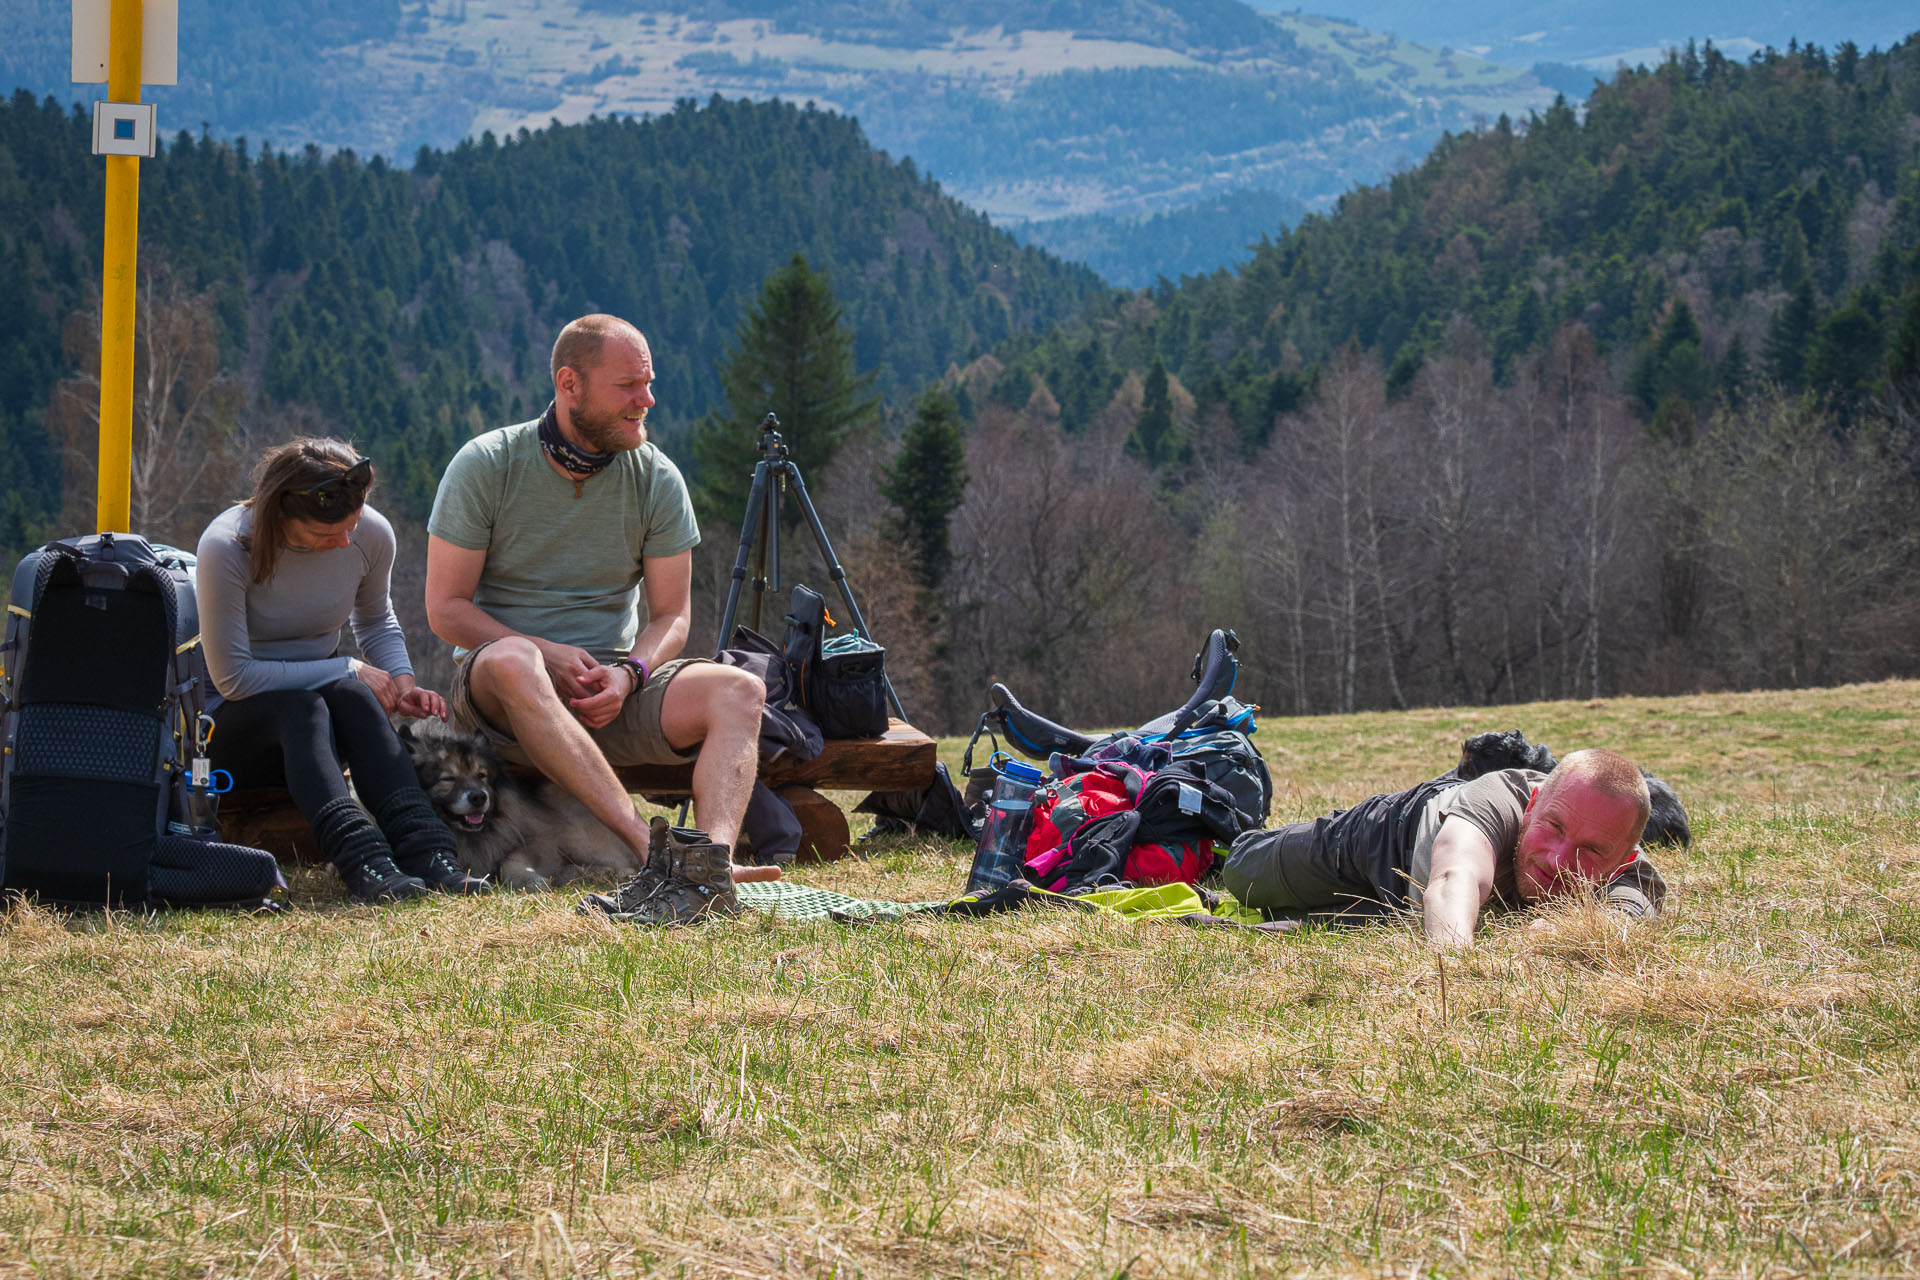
[537,401,618,482]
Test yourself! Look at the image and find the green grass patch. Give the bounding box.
[4,681,1919,1275]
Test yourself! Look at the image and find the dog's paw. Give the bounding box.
[505,869,552,892]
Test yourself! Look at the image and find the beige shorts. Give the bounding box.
[449,642,708,768]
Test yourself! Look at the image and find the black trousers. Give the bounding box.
[1221,777,1456,920]
[210,678,419,823]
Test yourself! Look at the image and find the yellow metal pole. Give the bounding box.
[96,0,143,533]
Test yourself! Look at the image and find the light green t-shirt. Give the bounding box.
[427,419,700,661]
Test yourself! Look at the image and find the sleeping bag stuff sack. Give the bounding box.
[1,534,282,908]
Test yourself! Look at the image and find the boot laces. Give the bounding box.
[613,862,671,912]
[422,850,466,880]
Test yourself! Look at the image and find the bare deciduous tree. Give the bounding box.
[48,266,245,548]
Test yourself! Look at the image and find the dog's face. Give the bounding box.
[396,719,505,836]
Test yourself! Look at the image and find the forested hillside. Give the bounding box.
[886,37,1920,730]
[0,92,1102,557]
[988,38,1920,444]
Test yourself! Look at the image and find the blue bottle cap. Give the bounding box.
[999,758,1045,785]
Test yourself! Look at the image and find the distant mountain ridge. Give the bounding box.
[1011,188,1310,289]
[575,0,1290,54]
[0,0,1557,281]
[1249,0,1918,70]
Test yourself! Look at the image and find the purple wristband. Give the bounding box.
[619,656,649,692]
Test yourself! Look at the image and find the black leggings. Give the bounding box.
[210,678,419,823]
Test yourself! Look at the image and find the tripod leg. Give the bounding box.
[783,463,908,721]
[767,467,783,594]
[718,461,771,653]
[749,510,770,633]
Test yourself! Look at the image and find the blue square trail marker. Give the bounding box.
[113,117,134,139]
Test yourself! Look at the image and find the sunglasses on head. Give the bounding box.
[283,456,372,515]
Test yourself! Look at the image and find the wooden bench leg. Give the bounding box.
[223,803,321,864]
[778,784,851,864]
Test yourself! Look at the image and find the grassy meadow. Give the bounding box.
[3,680,1918,1277]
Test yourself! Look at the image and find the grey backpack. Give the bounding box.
[1165,729,1273,829]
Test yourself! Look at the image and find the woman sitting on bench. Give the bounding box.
[195,439,489,903]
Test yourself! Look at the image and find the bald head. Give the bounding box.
[1542,749,1651,842]
[551,314,645,386]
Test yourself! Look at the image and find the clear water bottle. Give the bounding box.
[167,774,224,840]
[166,759,231,841]
[964,753,1046,894]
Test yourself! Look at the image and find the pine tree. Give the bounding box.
[880,386,968,590]
[1777,219,1810,289]
[1764,279,1819,391]
[689,254,879,527]
[1719,332,1751,407]
[1128,358,1176,466]
[1806,290,1888,418]
[1630,299,1711,410]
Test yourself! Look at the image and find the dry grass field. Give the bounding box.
[3,680,1918,1277]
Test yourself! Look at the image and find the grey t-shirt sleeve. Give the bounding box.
[642,452,701,559]
[194,514,355,701]
[428,438,497,552]
[1604,854,1667,919]
[347,508,412,678]
[1437,769,1538,856]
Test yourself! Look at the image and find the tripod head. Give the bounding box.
[757,412,788,463]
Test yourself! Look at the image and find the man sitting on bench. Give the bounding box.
[425,313,779,925]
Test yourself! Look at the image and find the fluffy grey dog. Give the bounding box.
[395,718,641,890]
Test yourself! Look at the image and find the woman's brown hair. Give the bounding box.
[240,438,375,583]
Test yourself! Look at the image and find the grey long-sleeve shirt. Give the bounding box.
[194,502,413,711]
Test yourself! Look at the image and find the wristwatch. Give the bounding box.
[614,656,649,694]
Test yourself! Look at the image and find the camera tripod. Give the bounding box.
[716,413,905,721]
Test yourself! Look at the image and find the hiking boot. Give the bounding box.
[341,854,430,904]
[576,816,674,917]
[374,787,491,895]
[584,817,740,926]
[625,823,741,927]
[313,795,428,905]
[398,848,492,895]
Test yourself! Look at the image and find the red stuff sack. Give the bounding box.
[1121,839,1214,886]
[1022,762,1151,888]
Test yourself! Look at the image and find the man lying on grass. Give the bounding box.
[1221,748,1664,947]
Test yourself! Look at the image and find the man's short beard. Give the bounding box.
[571,402,647,452]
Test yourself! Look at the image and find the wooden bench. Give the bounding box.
[219,719,939,866]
